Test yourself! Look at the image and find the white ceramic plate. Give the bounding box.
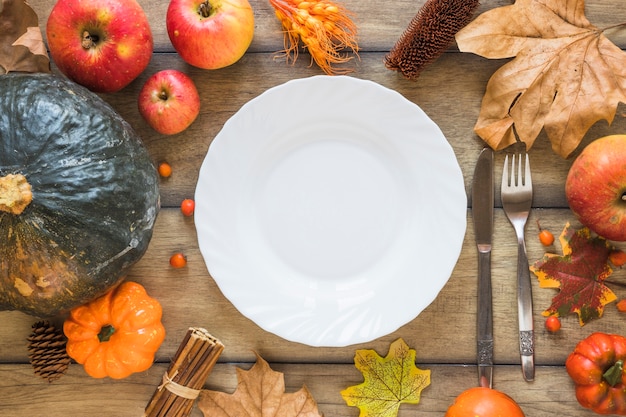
[195,76,466,347]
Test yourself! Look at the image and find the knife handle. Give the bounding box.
[477,248,493,388]
[517,238,535,382]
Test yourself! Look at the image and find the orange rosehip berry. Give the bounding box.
[169,252,187,268]
[609,250,626,267]
[158,162,172,178]
[545,316,561,333]
[617,299,626,313]
[180,199,195,217]
[536,220,554,246]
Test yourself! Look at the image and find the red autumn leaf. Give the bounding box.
[530,223,617,326]
[0,0,50,73]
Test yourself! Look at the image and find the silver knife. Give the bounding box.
[472,147,494,388]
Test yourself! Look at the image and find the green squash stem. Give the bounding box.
[98,325,115,343]
[603,360,624,387]
[0,173,32,215]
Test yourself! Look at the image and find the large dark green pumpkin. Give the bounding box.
[0,73,159,317]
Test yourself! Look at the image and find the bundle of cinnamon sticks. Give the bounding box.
[144,327,224,417]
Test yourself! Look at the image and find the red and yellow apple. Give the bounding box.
[166,0,254,70]
[566,135,626,241]
[138,69,201,135]
[46,0,153,93]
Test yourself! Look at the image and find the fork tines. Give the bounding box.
[502,153,531,188]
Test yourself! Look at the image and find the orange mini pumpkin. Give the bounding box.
[445,387,526,417]
[63,281,165,379]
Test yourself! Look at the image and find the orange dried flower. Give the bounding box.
[269,0,359,75]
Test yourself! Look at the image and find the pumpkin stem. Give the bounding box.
[603,360,624,387]
[98,325,115,343]
[0,173,33,215]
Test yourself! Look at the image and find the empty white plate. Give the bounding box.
[195,76,466,347]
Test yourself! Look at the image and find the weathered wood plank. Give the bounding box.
[0,362,602,417]
[30,0,626,51]
[2,209,625,365]
[4,1,626,415]
[35,51,626,209]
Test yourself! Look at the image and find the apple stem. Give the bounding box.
[198,0,213,18]
[81,31,98,49]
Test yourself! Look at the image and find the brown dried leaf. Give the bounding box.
[197,353,322,417]
[455,0,626,158]
[0,0,50,73]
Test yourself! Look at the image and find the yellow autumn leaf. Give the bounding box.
[455,0,626,158]
[341,338,430,417]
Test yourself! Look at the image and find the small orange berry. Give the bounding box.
[617,299,626,313]
[169,252,187,268]
[609,250,626,267]
[158,162,172,178]
[536,220,554,246]
[545,316,561,333]
[180,199,195,216]
[539,229,555,246]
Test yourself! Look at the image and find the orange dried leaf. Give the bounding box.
[455,0,626,158]
[197,353,322,417]
[530,223,617,326]
[341,338,430,417]
[0,0,50,73]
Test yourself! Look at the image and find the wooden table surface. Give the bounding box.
[3,0,626,415]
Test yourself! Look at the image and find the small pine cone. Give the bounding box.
[27,320,71,382]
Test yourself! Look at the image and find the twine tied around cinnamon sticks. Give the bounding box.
[158,370,201,400]
[144,327,224,417]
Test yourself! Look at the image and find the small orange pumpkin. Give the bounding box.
[63,281,165,379]
[445,387,526,417]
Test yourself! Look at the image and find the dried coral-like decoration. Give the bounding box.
[270,0,359,75]
[385,0,480,80]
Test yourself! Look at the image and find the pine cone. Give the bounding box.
[27,320,71,382]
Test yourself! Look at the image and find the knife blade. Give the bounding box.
[472,147,494,388]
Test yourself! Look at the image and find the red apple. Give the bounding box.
[46,0,153,93]
[566,134,626,241]
[138,69,200,135]
[166,0,254,70]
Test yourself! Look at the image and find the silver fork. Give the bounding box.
[501,153,534,382]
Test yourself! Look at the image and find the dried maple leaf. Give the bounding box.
[340,338,430,417]
[530,223,618,326]
[197,353,322,417]
[455,0,626,158]
[0,0,50,73]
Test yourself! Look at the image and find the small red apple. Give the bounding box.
[166,0,255,70]
[566,134,626,241]
[138,70,200,135]
[46,0,153,93]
